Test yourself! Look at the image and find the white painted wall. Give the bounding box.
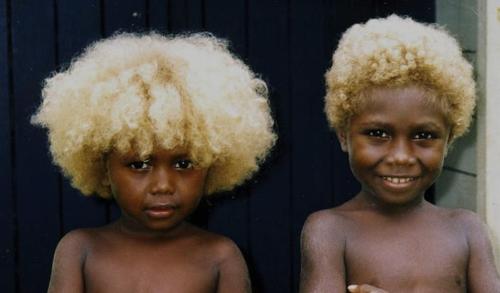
[435,0,478,211]
[476,0,500,266]
[436,0,500,266]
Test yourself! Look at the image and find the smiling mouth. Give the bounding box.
[382,176,417,184]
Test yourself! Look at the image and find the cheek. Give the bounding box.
[190,175,208,193]
[420,146,447,170]
[109,174,146,200]
[349,144,382,166]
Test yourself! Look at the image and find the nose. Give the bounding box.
[386,138,417,166]
[150,166,175,195]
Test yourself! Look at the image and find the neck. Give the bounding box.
[113,216,189,240]
[356,191,428,216]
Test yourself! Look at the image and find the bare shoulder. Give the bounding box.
[48,228,101,292]
[450,208,484,224]
[427,206,488,242]
[299,208,351,292]
[190,226,243,264]
[301,208,351,261]
[54,228,94,258]
[189,226,251,292]
[451,208,494,247]
[438,206,479,219]
[302,208,351,243]
[54,226,115,258]
[440,207,486,233]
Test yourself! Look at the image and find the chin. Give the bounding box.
[379,194,423,208]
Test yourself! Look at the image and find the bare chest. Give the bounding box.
[83,245,218,293]
[344,224,468,292]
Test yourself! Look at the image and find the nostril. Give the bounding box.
[386,149,416,165]
[386,140,416,165]
[150,169,174,195]
[387,154,416,165]
[150,182,174,195]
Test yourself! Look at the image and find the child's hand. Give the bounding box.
[347,284,389,293]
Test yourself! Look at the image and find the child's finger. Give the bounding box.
[348,284,389,293]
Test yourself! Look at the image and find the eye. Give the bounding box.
[128,159,151,170]
[413,131,436,140]
[366,129,390,138]
[174,159,193,170]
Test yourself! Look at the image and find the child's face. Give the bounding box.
[106,147,208,232]
[338,85,450,207]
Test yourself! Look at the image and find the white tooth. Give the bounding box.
[384,177,415,184]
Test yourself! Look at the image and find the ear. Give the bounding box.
[102,176,110,187]
[443,129,454,157]
[200,166,211,197]
[336,129,348,152]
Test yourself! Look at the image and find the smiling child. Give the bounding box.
[299,15,500,293]
[32,33,276,293]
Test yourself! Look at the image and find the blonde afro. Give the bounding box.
[325,15,475,141]
[33,32,276,198]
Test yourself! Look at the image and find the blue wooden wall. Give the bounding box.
[0,1,434,292]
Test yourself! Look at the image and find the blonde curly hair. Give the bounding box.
[325,15,475,142]
[32,32,276,198]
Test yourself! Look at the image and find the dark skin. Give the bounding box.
[48,148,251,293]
[300,86,500,293]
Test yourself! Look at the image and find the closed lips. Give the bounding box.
[146,204,176,211]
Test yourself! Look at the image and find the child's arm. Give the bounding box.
[216,238,251,293]
[47,230,87,293]
[299,211,347,292]
[462,211,500,292]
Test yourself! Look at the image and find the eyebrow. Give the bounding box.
[411,121,447,130]
[356,120,446,130]
[356,120,392,128]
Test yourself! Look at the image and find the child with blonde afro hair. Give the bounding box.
[300,15,500,293]
[33,32,275,293]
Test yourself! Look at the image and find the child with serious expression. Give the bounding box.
[32,33,276,293]
[300,15,500,293]
[106,148,208,235]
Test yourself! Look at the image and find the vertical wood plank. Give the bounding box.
[10,0,61,291]
[376,0,435,21]
[247,0,291,291]
[326,0,367,207]
[57,0,108,234]
[149,0,169,33]
[167,0,203,33]
[289,1,341,290]
[102,0,147,36]
[204,0,245,55]
[0,0,15,291]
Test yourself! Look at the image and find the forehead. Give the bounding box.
[352,85,449,126]
[110,146,190,159]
